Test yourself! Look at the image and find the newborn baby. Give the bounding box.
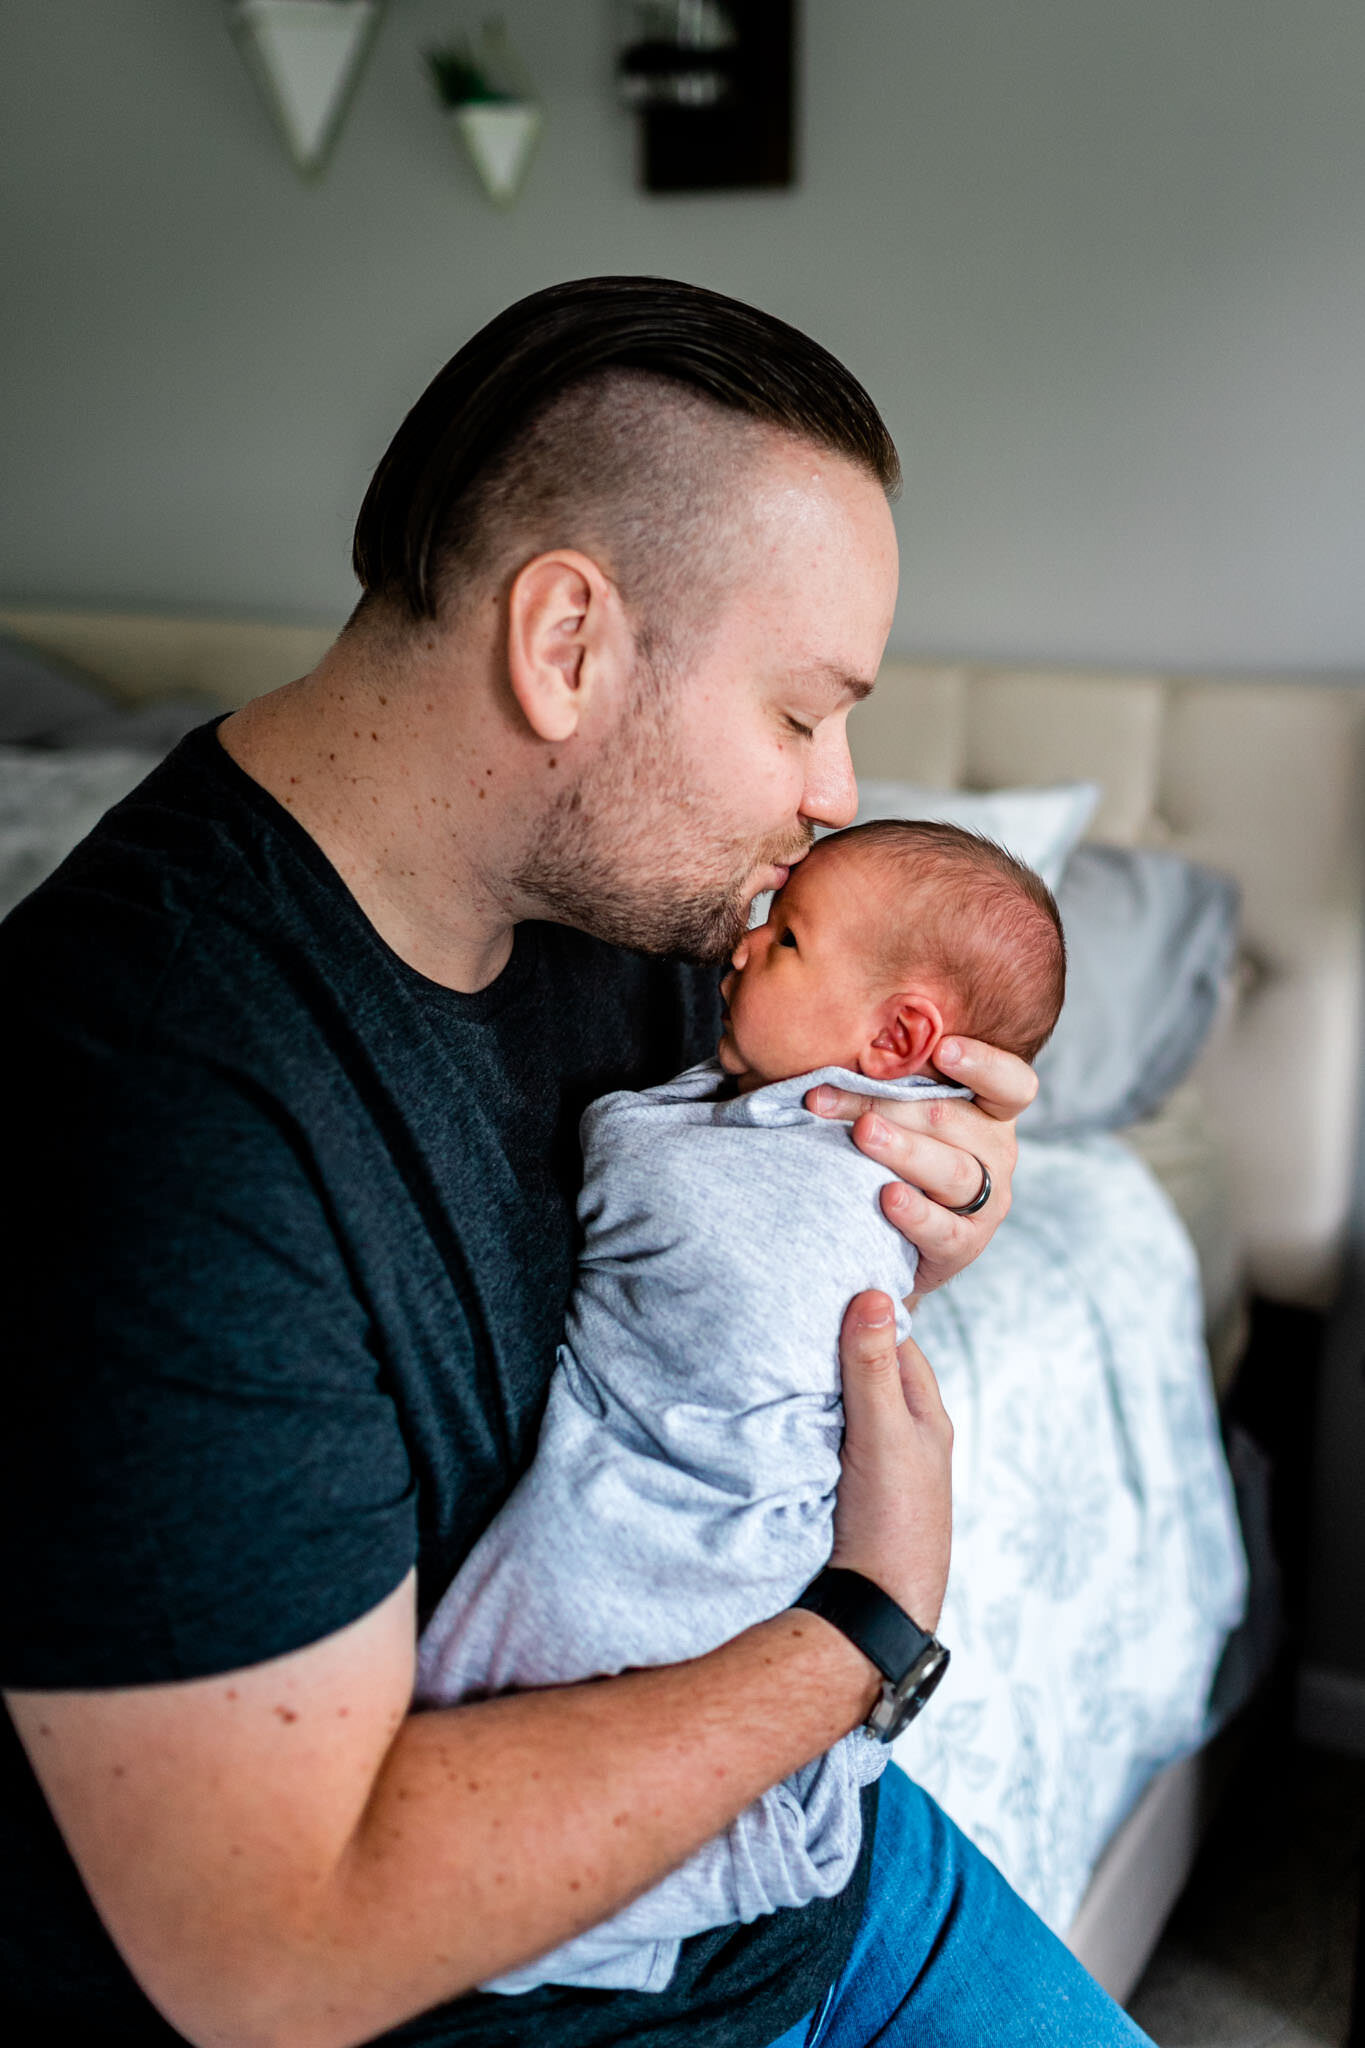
[416,819,1066,1996]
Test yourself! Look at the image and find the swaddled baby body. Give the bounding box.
[416,820,1066,1994]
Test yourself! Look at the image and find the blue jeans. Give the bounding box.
[766,1765,1155,2046]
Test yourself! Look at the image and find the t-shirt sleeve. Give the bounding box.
[1,1033,418,1690]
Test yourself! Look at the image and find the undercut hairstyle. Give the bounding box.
[822,819,1067,1066]
[351,276,900,660]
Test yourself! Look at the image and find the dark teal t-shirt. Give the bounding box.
[0,724,874,2045]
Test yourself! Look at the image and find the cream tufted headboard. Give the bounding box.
[0,607,335,710]
[4,609,1363,1309]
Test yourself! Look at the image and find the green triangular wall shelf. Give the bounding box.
[231,0,385,180]
[451,100,544,206]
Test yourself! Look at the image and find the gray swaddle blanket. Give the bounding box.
[415,1058,968,1994]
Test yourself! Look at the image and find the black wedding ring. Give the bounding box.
[947,1159,992,1217]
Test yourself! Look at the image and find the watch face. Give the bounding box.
[868,1641,950,1743]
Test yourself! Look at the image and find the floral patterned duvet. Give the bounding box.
[895,1129,1248,1934]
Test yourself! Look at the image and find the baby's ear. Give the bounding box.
[860,995,945,1080]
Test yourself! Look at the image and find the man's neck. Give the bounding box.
[219,630,533,993]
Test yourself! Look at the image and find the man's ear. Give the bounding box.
[859,994,946,1080]
[505,550,631,744]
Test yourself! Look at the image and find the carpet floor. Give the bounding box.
[1125,1743,1365,2048]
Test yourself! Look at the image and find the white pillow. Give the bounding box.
[0,746,161,921]
[748,781,1098,927]
[843,780,1100,889]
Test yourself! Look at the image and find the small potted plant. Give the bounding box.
[426,20,543,206]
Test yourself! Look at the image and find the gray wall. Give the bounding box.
[2,0,1364,670]
[4,3,1365,1679]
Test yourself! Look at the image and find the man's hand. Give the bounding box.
[806,1034,1035,1305]
[829,1294,952,1631]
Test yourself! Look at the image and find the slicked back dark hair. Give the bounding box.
[352,275,901,622]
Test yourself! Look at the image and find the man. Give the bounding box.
[1,278,1150,2045]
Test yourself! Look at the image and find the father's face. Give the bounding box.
[522,445,900,963]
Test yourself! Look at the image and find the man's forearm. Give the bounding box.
[14,1305,946,2048]
[171,1614,877,2048]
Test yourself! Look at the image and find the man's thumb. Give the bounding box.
[839,1293,903,1415]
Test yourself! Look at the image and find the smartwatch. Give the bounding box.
[792,1566,949,1743]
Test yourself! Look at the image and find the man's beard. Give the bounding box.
[512,713,810,965]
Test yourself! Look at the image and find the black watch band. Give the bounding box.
[792,1566,949,1743]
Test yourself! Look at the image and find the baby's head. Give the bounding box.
[717,820,1066,1092]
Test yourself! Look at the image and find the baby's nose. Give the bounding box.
[730,935,750,970]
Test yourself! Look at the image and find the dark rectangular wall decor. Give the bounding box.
[618,1,795,194]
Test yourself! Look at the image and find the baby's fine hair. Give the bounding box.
[820,818,1067,1065]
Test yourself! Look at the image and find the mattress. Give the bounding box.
[1118,1080,1248,1397]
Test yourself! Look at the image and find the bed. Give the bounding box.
[854,657,1365,1997]
[3,607,1363,2005]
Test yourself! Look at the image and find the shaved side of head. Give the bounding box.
[434,368,785,677]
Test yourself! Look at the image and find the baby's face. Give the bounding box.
[717,842,893,1090]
